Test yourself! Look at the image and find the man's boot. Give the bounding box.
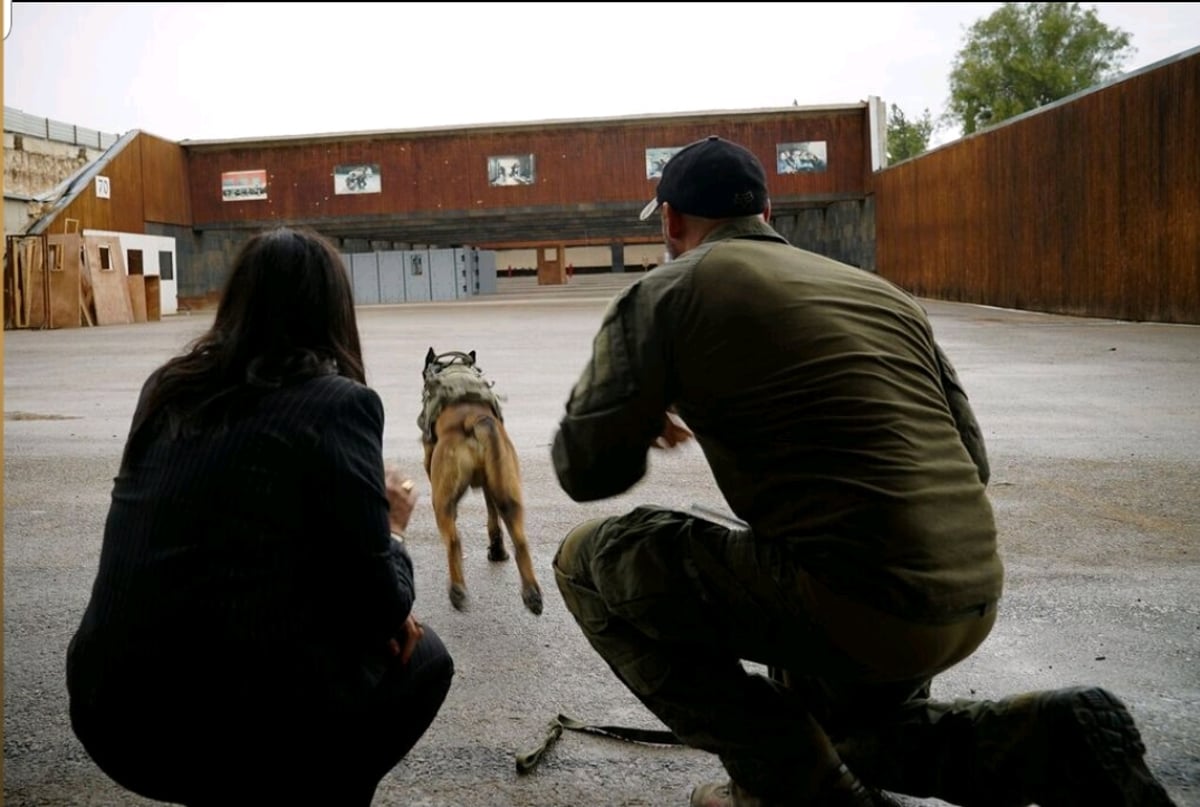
[835,685,1177,807]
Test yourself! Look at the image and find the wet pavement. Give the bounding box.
[4,272,1198,806]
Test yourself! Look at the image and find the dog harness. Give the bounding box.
[417,350,505,443]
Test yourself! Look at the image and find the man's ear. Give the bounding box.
[663,203,686,241]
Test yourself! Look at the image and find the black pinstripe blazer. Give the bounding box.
[67,370,414,718]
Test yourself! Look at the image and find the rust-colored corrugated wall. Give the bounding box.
[875,49,1199,324]
[183,107,871,229]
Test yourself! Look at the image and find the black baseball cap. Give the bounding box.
[639,135,768,221]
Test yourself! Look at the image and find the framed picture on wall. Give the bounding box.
[221,169,268,201]
[488,154,535,186]
[776,141,828,174]
[334,163,382,195]
[645,146,684,179]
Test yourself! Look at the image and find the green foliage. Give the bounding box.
[946,2,1133,135]
[887,105,936,163]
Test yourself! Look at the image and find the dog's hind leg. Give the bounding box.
[485,449,543,615]
[473,413,544,615]
[430,441,472,612]
[482,488,510,562]
[494,493,543,616]
[422,436,435,479]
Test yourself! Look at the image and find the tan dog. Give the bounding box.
[418,348,543,615]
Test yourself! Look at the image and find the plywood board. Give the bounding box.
[4,236,41,329]
[42,233,84,329]
[83,235,133,326]
[127,275,148,322]
[22,238,41,327]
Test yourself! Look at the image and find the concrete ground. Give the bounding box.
[4,273,1198,807]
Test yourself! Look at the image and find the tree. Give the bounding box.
[945,2,1133,136]
[887,105,936,163]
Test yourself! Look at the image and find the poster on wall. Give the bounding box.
[776,141,828,174]
[645,146,684,179]
[334,163,382,195]
[488,154,535,186]
[221,169,268,201]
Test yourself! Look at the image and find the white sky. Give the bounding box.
[4,2,1199,146]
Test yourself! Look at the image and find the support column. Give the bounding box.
[610,241,625,273]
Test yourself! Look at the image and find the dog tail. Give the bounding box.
[463,411,495,436]
[464,411,498,451]
[463,412,511,490]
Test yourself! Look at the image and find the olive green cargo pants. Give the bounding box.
[553,505,996,801]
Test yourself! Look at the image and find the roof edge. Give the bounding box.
[26,129,142,235]
[178,102,869,148]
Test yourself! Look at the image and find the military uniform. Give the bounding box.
[552,128,1175,805]
[551,217,1003,801]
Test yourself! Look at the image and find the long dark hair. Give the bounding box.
[127,227,365,452]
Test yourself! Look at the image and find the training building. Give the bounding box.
[4,98,887,326]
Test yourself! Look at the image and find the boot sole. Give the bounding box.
[1052,686,1178,807]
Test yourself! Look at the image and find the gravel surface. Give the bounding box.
[5,274,1197,806]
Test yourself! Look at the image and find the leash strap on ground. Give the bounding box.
[515,714,683,774]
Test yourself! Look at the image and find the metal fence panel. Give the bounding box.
[5,106,120,148]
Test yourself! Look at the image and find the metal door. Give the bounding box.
[379,250,405,303]
[350,252,380,305]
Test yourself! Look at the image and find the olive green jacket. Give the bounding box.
[551,218,1002,620]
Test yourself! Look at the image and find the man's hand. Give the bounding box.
[385,463,419,534]
[653,411,694,450]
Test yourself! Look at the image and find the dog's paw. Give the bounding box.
[523,585,544,616]
[449,583,469,612]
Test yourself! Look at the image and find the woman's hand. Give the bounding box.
[386,613,425,665]
[385,463,419,534]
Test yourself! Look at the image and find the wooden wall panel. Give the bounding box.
[875,50,1199,324]
[139,133,193,226]
[48,139,145,237]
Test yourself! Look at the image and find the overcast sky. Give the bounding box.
[5,3,1199,146]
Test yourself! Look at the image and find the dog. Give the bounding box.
[418,348,543,615]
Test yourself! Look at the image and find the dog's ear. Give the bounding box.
[425,347,436,368]
[468,350,476,364]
